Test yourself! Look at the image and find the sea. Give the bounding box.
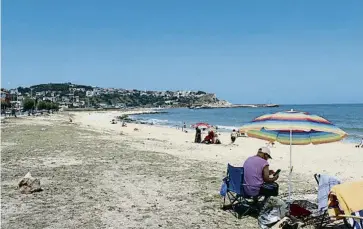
[131,104,363,143]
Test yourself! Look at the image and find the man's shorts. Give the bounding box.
[259,182,279,197]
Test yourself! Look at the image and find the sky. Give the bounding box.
[2,0,363,104]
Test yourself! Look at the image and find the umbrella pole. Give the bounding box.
[288,128,292,205]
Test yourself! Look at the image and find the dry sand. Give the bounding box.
[1,111,362,229]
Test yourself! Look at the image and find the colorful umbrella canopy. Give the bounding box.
[247,128,346,145]
[192,122,211,129]
[240,110,347,137]
[240,109,347,205]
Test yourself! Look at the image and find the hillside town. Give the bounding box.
[1,83,220,111]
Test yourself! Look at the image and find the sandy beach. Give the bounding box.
[74,111,363,182]
[1,110,362,229]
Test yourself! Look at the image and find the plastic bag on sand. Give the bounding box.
[219,180,227,197]
[258,197,288,229]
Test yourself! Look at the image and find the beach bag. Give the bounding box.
[290,203,312,217]
[262,182,279,196]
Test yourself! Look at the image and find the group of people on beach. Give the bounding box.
[195,128,222,144]
[194,127,220,144]
[110,118,127,127]
[194,127,240,145]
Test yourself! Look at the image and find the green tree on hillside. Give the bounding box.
[37,101,47,110]
[23,98,35,110]
[36,101,59,110]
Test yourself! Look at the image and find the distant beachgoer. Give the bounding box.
[215,133,221,144]
[195,127,202,143]
[356,138,363,148]
[202,130,215,144]
[11,108,17,118]
[231,129,237,143]
[182,122,186,132]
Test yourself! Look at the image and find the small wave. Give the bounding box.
[342,137,362,144]
[341,127,363,139]
[147,118,169,124]
[346,133,363,139]
[216,125,239,131]
[133,117,182,126]
[141,118,169,125]
[341,127,363,132]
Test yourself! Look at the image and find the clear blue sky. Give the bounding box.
[2,0,363,104]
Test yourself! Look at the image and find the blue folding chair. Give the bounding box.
[220,164,269,218]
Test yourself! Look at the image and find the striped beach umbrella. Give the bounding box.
[240,110,346,140]
[192,122,211,129]
[246,128,346,145]
[240,109,347,203]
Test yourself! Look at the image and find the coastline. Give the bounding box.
[125,108,360,143]
[73,109,361,155]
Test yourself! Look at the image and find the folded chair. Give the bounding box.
[220,164,269,218]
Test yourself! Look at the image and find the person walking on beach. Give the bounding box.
[243,147,279,197]
[194,127,202,143]
[182,122,186,132]
[231,129,237,143]
[11,108,17,118]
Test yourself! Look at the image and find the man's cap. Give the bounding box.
[258,147,272,159]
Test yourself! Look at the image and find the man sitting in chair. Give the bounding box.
[243,147,279,197]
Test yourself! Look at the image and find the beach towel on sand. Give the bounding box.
[328,181,363,216]
[317,174,341,212]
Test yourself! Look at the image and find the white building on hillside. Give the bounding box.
[86,90,94,97]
